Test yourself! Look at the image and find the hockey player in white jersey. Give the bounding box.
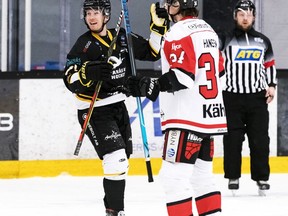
[127,0,227,215]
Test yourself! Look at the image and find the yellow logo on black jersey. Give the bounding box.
[235,49,262,61]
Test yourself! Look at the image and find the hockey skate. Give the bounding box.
[106,209,125,216]
[257,181,270,196]
[228,179,239,196]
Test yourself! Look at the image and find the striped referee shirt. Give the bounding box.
[219,27,277,94]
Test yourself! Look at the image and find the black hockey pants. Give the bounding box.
[78,101,132,160]
[223,91,270,181]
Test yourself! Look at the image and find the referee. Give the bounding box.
[218,0,277,195]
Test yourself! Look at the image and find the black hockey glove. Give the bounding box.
[155,2,169,19]
[126,76,160,102]
[150,2,169,36]
[79,61,113,86]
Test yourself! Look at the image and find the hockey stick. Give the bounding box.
[74,11,124,156]
[120,0,154,182]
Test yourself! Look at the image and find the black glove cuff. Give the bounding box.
[150,23,167,36]
[139,77,160,102]
[79,62,94,87]
[158,70,187,92]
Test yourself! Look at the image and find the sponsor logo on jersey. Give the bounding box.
[254,37,264,43]
[120,35,127,47]
[187,133,203,143]
[188,23,209,30]
[87,124,99,146]
[172,43,182,51]
[203,39,217,48]
[203,103,225,118]
[66,58,81,67]
[235,48,262,61]
[104,130,121,141]
[168,130,179,146]
[165,130,180,161]
[109,56,122,68]
[111,67,126,79]
[167,148,175,157]
[83,41,92,53]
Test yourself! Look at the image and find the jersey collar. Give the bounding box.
[91,30,116,50]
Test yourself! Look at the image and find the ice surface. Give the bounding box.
[0,174,287,216]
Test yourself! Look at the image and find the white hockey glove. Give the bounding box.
[150,2,169,36]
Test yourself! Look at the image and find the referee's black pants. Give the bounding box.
[223,90,270,181]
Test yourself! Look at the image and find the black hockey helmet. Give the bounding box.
[166,0,198,9]
[234,0,256,17]
[83,0,111,20]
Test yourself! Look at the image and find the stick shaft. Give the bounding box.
[120,0,153,182]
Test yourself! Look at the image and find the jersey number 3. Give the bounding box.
[170,49,219,100]
[198,53,218,99]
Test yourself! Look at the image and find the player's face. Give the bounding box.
[235,9,255,31]
[167,0,181,22]
[85,8,106,32]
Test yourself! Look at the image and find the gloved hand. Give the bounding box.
[126,76,160,101]
[155,2,169,19]
[150,2,169,36]
[79,61,113,86]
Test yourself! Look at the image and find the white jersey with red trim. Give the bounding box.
[160,17,227,135]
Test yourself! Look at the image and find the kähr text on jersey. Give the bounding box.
[203,103,226,118]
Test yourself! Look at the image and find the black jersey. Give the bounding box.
[219,27,277,94]
[64,28,160,109]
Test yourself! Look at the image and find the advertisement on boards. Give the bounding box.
[0,80,19,160]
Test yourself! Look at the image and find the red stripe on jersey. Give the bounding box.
[164,36,196,75]
[264,59,275,69]
[210,138,214,158]
[162,119,227,129]
[195,192,221,215]
[167,197,193,216]
[219,50,224,73]
[162,132,169,160]
[176,131,185,162]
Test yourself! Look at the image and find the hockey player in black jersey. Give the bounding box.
[63,0,169,215]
